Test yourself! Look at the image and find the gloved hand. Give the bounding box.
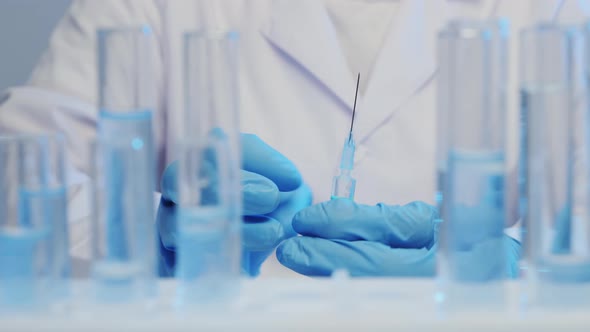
[243,184,312,275]
[157,133,311,277]
[277,199,521,278]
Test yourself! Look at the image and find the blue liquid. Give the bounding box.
[520,88,588,283]
[19,187,70,301]
[176,207,238,303]
[103,149,131,261]
[95,109,157,302]
[0,227,50,308]
[94,109,157,302]
[435,168,446,243]
[436,168,445,212]
[92,260,142,302]
[19,187,69,276]
[99,109,152,121]
[446,150,506,282]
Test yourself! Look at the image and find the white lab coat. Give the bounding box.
[0,0,588,276]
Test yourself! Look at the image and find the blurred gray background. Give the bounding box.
[0,0,72,92]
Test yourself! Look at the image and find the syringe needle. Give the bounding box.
[349,73,361,141]
[331,73,361,201]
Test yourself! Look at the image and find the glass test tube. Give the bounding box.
[436,20,452,240]
[0,135,68,311]
[520,24,590,307]
[91,26,157,304]
[176,30,241,306]
[437,19,509,310]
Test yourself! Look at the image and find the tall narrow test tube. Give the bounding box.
[176,30,241,305]
[437,19,509,310]
[436,21,452,217]
[0,134,68,311]
[92,26,157,304]
[521,24,590,307]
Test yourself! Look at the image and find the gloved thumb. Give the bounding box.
[242,133,302,191]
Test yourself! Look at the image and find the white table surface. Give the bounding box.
[1,278,589,331]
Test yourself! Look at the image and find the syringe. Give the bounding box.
[331,73,360,200]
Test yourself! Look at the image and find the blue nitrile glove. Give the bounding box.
[242,184,312,276]
[277,199,521,278]
[157,133,309,277]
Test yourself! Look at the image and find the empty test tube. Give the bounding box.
[175,30,241,306]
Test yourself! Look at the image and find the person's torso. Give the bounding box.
[158,0,539,207]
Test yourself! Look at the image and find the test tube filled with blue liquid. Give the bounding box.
[520,24,590,307]
[437,19,509,310]
[92,26,157,304]
[175,30,241,306]
[0,135,69,311]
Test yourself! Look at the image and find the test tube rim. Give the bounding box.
[184,29,240,42]
[0,135,21,145]
[520,22,581,38]
[15,133,66,145]
[96,25,153,38]
[443,18,509,40]
[98,108,153,121]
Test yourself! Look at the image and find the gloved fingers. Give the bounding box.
[505,236,521,279]
[242,170,280,215]
[241,133,302,192]
[163,134,302,203]
[161,159,221,206]
[242,215,285,252]
[241,186,312,276]
[157,197,285,276]
[551,206,572,254]
[161,161,179,204]
[242,250,274,277]
[447,235,521,282]
[157,198,177,250]
[292,200,437,249]
[267,184,313,239]
[276,237,435,277]
[158,235,176,277]
[279,183,313,212]
[161,160,280,215]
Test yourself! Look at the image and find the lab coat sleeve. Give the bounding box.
[0,0,165,177]
[0,0,164,274]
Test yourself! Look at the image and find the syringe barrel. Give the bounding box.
[339,136,356,171]
[331,170,356,200]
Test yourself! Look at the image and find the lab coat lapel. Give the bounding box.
[353,0,501,143]
[261,0,355,110]
[355,0,448,143]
